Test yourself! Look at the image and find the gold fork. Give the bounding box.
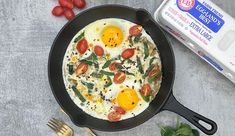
[47,118,74,136]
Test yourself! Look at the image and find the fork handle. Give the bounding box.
[84,127,97,136]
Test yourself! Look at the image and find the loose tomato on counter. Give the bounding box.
[121,48,135,59]
[76,63,88,75]
[129,25,142,36]
[94,45,104,56]
[52,6,64,16]
[64,9,75,20]
[114,106,126,115]
[59,0,74,9]
[140,84,152,96]
[73,0,86,9]
[108,111,121,122]
[109,62,121,71]
[113,72,126,84]
[76,38,88,54]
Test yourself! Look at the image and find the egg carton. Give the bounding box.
[154,0,235,84]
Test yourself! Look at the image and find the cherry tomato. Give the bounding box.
[59,0,74,9]
[140,84,152,96]
[121,48,135,59]
[76,38,88,54]
[94,45,104,56]
[76,63,88,75]
[109,62,120,71]
[73,0,86,9]
[64,9,75,20]
[113,72,126,84]
[129,25,142,36]
[114,106,126,115]
[52,6,64,16]
[148,67,160,78]
[108,111,121,122]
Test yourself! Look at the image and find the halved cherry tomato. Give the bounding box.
[108,111,121,122]
[76,63,88,75]
[114,106,126,115]
[113,72,126,84]
[76,38,88,54]
[52,6,64,16]
[64,9,75,20]
[94,45,104,56]
[59,0,74,9]
[148,67,160,78]
[140,84,152,96]
[73,0,86,9]
[121,48,135,59]
[129,25,143,36]
[109,62,120,71]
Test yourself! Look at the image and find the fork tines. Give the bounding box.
[47,118,67,134]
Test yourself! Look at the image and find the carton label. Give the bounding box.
[177,0,225,33]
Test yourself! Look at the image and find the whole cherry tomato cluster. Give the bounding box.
[52,0,86,21]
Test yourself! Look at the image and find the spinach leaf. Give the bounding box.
[161,126,176,136]
[102,59,113,69]
[94,61,99,69]
[115,63,124,70]
[90,72,103,78]
[100,70,114,76]
[104,76,112,87]
[74,31,85,43]
[72,86,86,102]
[136,56,144,74]
[125,71,135,76]
[144,42,149,59]
[68,64,74,75]
[127,59,135,64]
[81,81,94,90]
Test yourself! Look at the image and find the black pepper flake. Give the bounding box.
[109,89,111,92]
[132,102,135,105]
[121,90,124,93]
[134,80,137,83]
[88,49,91,51]
[97,39,100,41]
[85,53,87,55]
[139,79,142,84]
[126,85,129,88]
[105,45,107,47]
[132,86,134,89]
[139,104,142,106]
[104,23,106,25]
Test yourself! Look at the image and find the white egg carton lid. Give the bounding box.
[154,0,235,84]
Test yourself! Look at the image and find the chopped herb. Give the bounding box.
[100,70,114,76]
[80,60,93,65]
[104,76,112,87]
[134,33,142,43]
[149,57,156,65]
[136,56,144,74]
[144,42,149,59]
[140,93,150,102]
[102,59,113,69]
[115,63,124,70]
[94,61,99,69]
[68,64,74,75]
[74,31,85,43]
[90,72,103,78]
[87,53,98,61]
[81,81,94,89]
[127,59,135,64]
[144,64,155,78]
[88,89,92,94]
[72,86,86,102]
[148,71,161,83]
[129,37,133,47]
[125,71,135,76]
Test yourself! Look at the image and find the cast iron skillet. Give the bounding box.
[48,5,217,135]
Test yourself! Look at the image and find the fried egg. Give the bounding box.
[63,18,162,121]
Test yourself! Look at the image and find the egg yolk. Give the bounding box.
[117,88,139,111]
[101,26,124,48]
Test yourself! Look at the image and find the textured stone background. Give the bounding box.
[0,0,235,136]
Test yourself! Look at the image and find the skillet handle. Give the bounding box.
[162,93,217,135]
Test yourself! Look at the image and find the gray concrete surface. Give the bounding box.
[0,0,235,136]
